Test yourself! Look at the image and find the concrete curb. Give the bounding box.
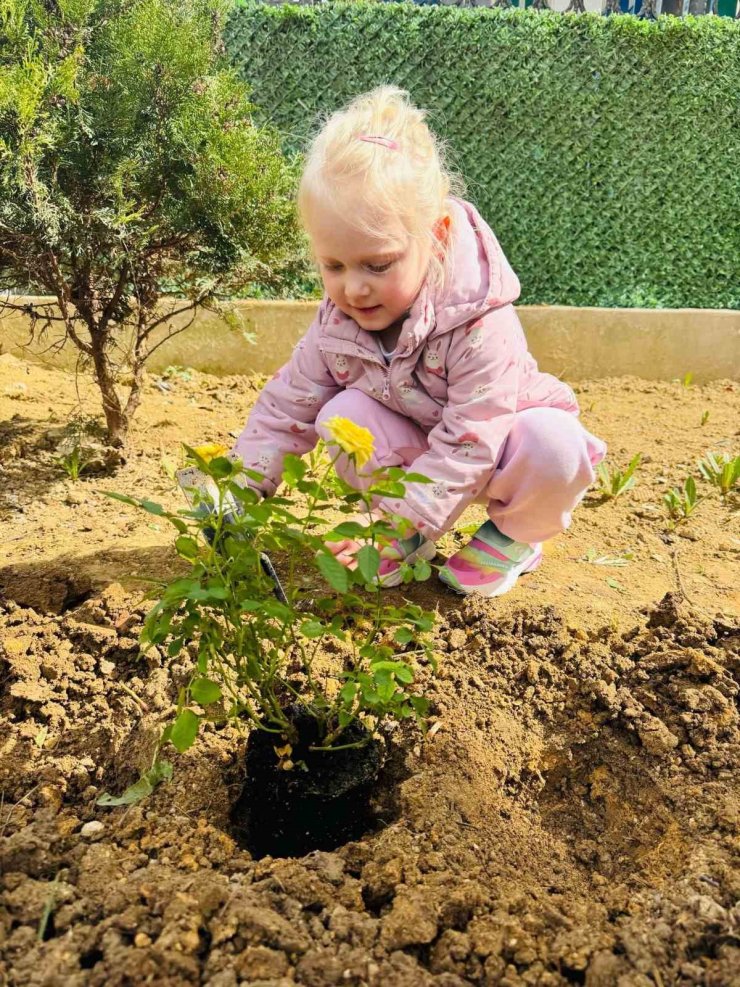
[1,296,738,381]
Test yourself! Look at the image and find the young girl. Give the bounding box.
[231,86,606,598]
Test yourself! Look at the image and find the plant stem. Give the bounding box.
[309,738,371,753]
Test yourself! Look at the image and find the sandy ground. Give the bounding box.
[1,354,738,986]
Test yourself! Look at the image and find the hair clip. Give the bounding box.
[357,134,399,150]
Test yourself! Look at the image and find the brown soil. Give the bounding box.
[1,354,739,987]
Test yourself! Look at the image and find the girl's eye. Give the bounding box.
[367,262,393,274]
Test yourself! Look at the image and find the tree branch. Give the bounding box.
[0,297,68,323]
[142,308,200,363]
[98,263,130,337]
[136,288,215,344]
[47,252,95,356]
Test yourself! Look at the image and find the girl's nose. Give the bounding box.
[345,272,370,303]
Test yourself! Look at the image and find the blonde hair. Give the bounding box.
[298,85,465,292]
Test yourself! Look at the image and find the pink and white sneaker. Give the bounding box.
[439,520,542,598]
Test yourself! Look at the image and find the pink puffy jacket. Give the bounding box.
[232,197,579,540]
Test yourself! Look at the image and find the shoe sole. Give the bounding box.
[379,539,438,588]
[439,546,543,598]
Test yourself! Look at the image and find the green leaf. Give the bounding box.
[102,490,139,508]
[96,759,172,807]
[339,680,358,704]
[296,479,326,499]
[282,454,307,484]
[209,456,234,479]
[191,678,222,705]
[170,709,200,753]
[410,696,431,719]
[413,558,432,581]
[139,499,166,516]
[368,481,406,498]
[260,599,293,621]
[240,467,266,486]
[392,663,414,684]
[401,473,433,483]
[395,627,414,645]
[175,535,200,560]
[167,637,184,658]
[330,521,370,539]
[300,620,325,639]
[356,544,380,584]
[204,582,229,600]
[229,482,261,507]
[329,616,347,641]
[316,552,349,593]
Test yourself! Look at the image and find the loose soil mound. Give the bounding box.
[1,358,738,985]
[1,591,738,986]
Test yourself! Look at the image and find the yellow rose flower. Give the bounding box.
[192,442,230,463]
[323,416,374,468]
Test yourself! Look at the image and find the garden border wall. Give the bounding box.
[1,297,738,382]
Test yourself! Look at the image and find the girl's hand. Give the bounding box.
[327,536,363,569]
[326,510,419,571]
[326,509,385,569]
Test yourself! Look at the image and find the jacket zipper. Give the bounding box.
[320,342,394,402]
[381,365,391,402]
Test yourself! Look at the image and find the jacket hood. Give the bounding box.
[320,196,521,357]
[431,196,521,333]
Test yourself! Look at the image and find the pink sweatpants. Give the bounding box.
[316,389,606,544]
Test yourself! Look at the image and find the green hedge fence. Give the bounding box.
[226,3,739,309]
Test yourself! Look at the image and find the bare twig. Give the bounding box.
[671,548,696,607]
[137,298,204,343]
[142,309,200,362]
[117,680,148,714]
[0,783,40,838]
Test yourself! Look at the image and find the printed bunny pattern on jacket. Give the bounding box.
[232,197,579,541]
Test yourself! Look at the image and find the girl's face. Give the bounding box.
[304,196,434,332]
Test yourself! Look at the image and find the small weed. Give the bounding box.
[55,414,107,480]
[583,548,633,566]
[681,372,694,388]
[162,365,193,382]
[596,453,641,500]
[605,576,626,593]
[700,410,710,427]
[663,476,701,524]
[697,451,740,499]
[159,455,180,483]
[37,873,61,941]
[56,441,87,481]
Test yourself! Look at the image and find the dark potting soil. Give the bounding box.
[231,710,384,859]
